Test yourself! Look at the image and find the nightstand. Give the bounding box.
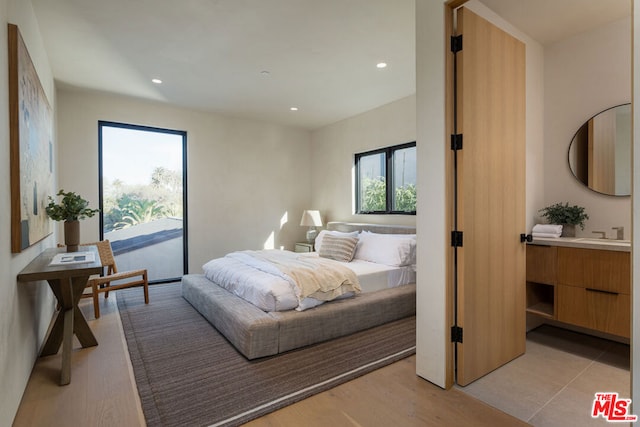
[294,242,314,253]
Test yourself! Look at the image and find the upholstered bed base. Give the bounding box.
[182,273,416,359]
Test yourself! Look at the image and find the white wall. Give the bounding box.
[415,0,448,387]
[56,87,312,272]
[309,95,417,226]
[544,17,631,238]
[0,0,58,423]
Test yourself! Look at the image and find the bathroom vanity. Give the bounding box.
[526,237,630,338]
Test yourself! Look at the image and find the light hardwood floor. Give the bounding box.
[13,291,527,427]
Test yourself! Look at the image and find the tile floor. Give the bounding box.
[458,325,631,427]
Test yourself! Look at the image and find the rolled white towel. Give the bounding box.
[532,232,561,238]
[532,224,563,235]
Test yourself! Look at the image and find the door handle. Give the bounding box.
[520,233,533,243]
[586,288,619,296]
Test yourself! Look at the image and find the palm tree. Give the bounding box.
[113,198,168,229]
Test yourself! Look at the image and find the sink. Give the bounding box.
[572,238,631,245]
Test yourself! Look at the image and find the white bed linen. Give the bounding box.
[203,254,299,312]
[299,252,416,293]
[345,259,416,292]
[202,250,360,312]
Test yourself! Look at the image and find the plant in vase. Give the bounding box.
[538,202,589,237]
[45,189,99,252]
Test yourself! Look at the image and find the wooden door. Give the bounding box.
[454,7,526,386]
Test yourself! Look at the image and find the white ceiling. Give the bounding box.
[480,0,630,46]
[30,0,630,130]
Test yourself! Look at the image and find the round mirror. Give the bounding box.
[568,104,631,196]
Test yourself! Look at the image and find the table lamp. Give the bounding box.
[300,210,322,243]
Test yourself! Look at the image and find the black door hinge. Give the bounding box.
[451,134,463,151]
[520,233,533,243]
[451,325,463,343]
[451,231,463,247]
[451,35,463,53]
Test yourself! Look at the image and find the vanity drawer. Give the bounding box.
[557,284,630,338]
[557,247,630,294]
[526,245,557,285]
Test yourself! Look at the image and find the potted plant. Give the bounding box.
[538,202,589,237]
[45,189,99,252]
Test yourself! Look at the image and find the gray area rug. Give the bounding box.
[117,282,416,427]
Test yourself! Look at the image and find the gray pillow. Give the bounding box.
[318,234,359,262]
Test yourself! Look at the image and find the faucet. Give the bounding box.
[592,231,606,239]
[612,226,624,240]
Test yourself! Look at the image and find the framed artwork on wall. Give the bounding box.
[8,23,53,253]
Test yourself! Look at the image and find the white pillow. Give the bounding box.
[314,230,359,252]
[354,231,416,266]
[364,231,416,240]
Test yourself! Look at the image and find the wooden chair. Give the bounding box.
[82,240,149,318]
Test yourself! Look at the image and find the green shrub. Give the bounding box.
[539,202,589,230]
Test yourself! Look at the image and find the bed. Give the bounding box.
[181,222,416,359]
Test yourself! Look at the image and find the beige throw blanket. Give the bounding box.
[238,250,361,302]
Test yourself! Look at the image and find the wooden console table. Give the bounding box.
[17,246,103,385]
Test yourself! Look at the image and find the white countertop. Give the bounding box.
[530,236,631,252]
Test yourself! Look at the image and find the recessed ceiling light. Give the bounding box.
[151,78,162,84]
[260,70,271,76]
[376,62,388,69]
[290,107,299,111]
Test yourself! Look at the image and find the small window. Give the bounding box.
[355,142,416,214]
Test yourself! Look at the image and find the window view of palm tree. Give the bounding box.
[99,122,187,283]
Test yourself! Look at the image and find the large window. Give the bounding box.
[355,142,416,214]
[99,121,187,283]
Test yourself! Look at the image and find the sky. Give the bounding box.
[101,125,183,186]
